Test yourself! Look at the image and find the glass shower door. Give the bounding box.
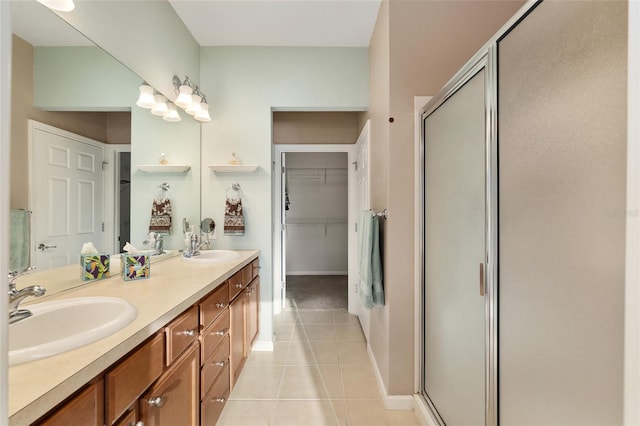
[422,67,487,425]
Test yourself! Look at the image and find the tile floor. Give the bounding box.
[217,306,421,426]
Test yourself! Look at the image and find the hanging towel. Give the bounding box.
[224,197,245,236]
[10,209,30,272]
[358,210,384,309]
[149,197,172,233]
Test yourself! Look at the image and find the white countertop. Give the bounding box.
[8,250,259,425]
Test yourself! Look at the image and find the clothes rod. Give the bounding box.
[371,209,388,220]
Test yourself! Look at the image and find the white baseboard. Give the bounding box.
[366,343,415,411]
[286,271,348,276]
[252,339,274,352]
[413,394,440,426]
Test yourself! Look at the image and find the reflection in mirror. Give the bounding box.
[9,0,201,295]
[200,218,216,234]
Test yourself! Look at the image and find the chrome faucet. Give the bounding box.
[8,267,46,324]
[183,234,210,258]
[153,234,164,255]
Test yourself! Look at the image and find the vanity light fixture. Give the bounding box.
[194,98,212,122]
[151,94,168,116]
[163,102,182,122]
[136,84,155,109]
[186,89,202,116]
[175,76,195,109]
[37,0,75,12]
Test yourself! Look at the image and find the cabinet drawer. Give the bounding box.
[113,406,137,426]
[199,283,229,329]
[228,270,245,301]
[251,258,259,280]
[201,335,230,397]
[39,378,104,426]
[166,306,199,366]
[105,333,164,425]
[241,263,254,287]
[200,309,230,364]
[200,364,230,426]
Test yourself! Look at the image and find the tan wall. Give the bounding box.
[10,36,130,209]
[367,0,525,395]
[273,111,361,144]
[367,0,391,389]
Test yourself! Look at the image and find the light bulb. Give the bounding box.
[163,103,181,122]
[195,102,212,122]
[136,84,155,109]
[175,85,193,108]
[151,94,168,116]
[186,94,202,116]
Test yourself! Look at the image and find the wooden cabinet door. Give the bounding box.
[38,377,104,426]
[140,343,200,426]
[229,294,246,388]
[246,277,260,351]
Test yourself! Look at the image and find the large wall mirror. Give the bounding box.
[9,0,201,294]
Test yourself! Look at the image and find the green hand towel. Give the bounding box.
[358,210,384,309]
[10,209,30,272]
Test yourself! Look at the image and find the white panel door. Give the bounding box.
[354,121,370,340]
[31,121,104,271]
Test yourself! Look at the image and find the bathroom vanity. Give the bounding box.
[8,250,260,426]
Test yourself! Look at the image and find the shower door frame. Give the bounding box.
[418,47,499,426]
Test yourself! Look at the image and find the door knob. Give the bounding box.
[37,243,57,251]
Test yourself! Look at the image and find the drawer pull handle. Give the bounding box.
[215,302,226,308]
[212,360,226,367]
[213,397,226,403]
[213,328,228,336]
[181,329,196,337]
[235,283,244,288]
[148,396,165,407]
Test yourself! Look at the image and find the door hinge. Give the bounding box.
[101,161,108,171]
[101,222,105,232]
[281,166,285,174]
[354,282,358,293]
[352,161,358,171]
[355,223,358,232]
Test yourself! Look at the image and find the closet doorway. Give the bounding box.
[283,152,349,309]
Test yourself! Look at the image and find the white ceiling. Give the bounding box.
[169,0,381,47]
[11,0,381,48]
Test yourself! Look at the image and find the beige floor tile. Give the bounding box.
[318,365,344,399]
[331,400,348,426]
[275,323,295,341]
[274,310,299,325]
[290,324,308,341]
[279,366,329,399]
[298,310,335,324]
[344,399,422,426]
[246,341,289,366]
[335,323,365,341]
[230,365,283,399]
[341,364,381,399]
[302,324,337,341]
[337,340,369,365]
[217,400,277,426]
[272,400,341,426]
[311,341,339,365]
[285,341,317,366]
[332,310,360,325]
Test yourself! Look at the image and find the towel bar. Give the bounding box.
[371,209,388,220]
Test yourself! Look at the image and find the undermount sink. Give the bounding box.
[9,296,137,366]
[181,249,241,263]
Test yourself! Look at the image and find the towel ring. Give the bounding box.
[226,183,242,199]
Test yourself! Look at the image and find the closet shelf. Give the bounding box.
[209,165,258,173]
[138,165,191,173]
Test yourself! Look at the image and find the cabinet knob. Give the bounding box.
[213,328,228,336]
[235,283,244,288]
[148,396,165,407]
[212,397,226,403]
[215,302,226,308]
[212,360,226,367]
[181,329,196,337]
